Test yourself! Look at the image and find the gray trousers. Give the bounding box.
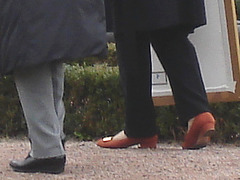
[14,62,65,158]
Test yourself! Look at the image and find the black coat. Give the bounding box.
[111,0,206,33]
[0,0,106,75]
[104,0,114,32]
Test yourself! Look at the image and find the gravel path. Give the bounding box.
[0,138,239,180]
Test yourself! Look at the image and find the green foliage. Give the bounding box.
[0,65,240,143]
[155,106,184,141]
[64,63,124,140]
[0,76,26,137]
[210,102,240,143]
[0,42,239,143]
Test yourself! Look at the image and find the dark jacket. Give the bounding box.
[0,0,106,75]
[104,0,114,32]
[111,0,206,33]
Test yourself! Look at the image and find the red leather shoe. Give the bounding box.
[96,131,158,149]
[182,112,216,149]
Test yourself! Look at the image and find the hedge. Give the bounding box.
[0,31,240,144]
[64,63,124,140]
[0,61,240,143]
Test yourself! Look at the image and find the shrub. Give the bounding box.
[0,41,239,143]
[210,102,240,143]
[64,63,124,140]
[0,76,26,137]
[0,64,240,143]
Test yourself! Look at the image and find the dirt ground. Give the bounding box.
[0,138,239,180]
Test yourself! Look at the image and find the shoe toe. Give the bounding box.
[9,160,18,168]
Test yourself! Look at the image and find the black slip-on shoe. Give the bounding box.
[9,155,65,174]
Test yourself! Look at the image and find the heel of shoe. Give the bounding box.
[182,113,216,149]
[182,124,215,149]
[139,135,158,149]
[200,123,215,137]
[194,123,215,149]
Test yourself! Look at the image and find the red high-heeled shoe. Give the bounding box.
[96,131,158,148]
[182,112,215,149]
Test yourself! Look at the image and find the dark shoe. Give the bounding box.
[182,112,215,149]
[9,155,65,174]
[97,130,158,148]
[26,139,66,164]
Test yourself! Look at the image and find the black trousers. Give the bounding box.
[115,28,210,138]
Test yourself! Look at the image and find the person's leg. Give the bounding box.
[150,28,210,126]
[115,31,157,138]
[51,62,66,142]
[96,31,158,148]
[150,27,215,149]
[14,63,65,158]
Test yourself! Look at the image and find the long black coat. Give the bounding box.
[0,0,106,75]
[111,0,206,33]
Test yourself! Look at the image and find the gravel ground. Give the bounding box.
[0,138,240,180]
